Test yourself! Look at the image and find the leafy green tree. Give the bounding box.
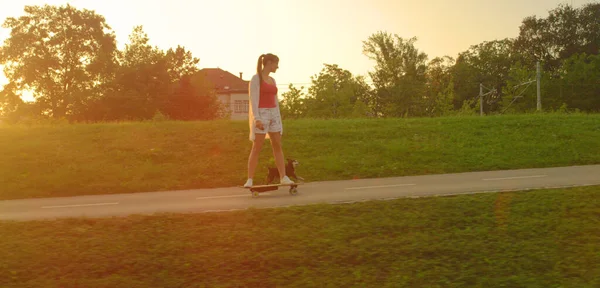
[304,64,372,118]
[165,46,200,81]
[0,83,23,118]
[280,84,306,119]
[92,26,170,121]
[514,3,600,72]
[362,32,428,117]
[88,26,206,121]
[163,74,221,120]
[425,56,455,116]
[450,39,516,114]
[0,4,118,120]
[558,53,600,112]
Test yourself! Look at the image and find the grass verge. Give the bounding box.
[1,185,599,287]
[2,113,600,200]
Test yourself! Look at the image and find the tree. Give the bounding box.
[578,3,600,57]
[0,4,117,120]
[362,32,428,117]
[557,53,600,112]
[304,64,372,118]
[0,83,23,118]
[504,3,600,114]
[119,26,164,68]
[451,39,516,113]
[162,74,221,120]
[425,56,455,116]
[81,25,205,122]
[280,84,306,119]
[112,26,170,120]
[514,3,600,72]
[90,26,172,121]
[165,46,200,81]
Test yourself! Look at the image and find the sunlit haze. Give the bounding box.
[0,0,595,101]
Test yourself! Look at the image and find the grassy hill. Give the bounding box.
[1,113,600,200]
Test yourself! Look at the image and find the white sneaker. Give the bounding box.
[280,176,294,185]
[244,178,253,188]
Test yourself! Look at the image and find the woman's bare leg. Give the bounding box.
[268,132,286,179]
[248,133,266,179]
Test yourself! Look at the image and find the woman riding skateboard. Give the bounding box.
[243,53,294,188]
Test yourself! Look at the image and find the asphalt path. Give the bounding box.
[1,165,599,221]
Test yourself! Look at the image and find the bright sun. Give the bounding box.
[0,65,35,102]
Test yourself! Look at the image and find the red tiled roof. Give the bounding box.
[198,68,249,94]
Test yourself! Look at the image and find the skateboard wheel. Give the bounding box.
[252,191,260,197]
[289,187,298,195]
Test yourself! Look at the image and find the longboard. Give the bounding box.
[239,182,303,197]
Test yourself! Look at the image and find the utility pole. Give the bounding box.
[478,83,496,116]
[480,83,483,116]
[536,61,541,111]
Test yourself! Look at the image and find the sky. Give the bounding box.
[0,0,596,101]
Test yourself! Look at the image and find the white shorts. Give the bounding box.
[255,108,282,134]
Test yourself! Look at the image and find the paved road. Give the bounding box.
[1,165,599,221]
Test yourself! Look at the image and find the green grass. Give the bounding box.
[1,185,598,287]
[2,113,600,200]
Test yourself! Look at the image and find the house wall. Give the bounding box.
[216,93,249,120]
[230,93,249,120]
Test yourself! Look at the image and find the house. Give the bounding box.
[198,68,250,120]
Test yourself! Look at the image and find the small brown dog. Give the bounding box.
[266,158,304,184]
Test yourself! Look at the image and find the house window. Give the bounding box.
[234,100,249,113]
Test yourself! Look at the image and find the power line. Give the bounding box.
[275,83,313,86]
[276,80,518,87]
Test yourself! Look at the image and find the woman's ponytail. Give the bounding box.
[257,54,265,83]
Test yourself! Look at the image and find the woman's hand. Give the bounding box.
[255,120,264,130]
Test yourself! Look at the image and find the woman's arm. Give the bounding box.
[273,77,280,109]
[249,75,260,123]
